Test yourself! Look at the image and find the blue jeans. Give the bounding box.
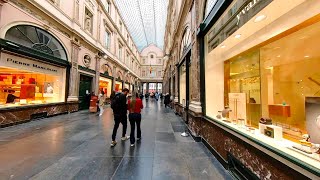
[129,113,141,144]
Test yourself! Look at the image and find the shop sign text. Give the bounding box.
[4,58,58,73]
[237,0,262,25]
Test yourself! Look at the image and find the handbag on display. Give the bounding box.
[259,117,272,125]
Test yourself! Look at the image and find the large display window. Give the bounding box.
[115,81,122,92]
[179,61,186,106]
[204,0,320,173]
[99,77,112,97]
[0,54,66,108]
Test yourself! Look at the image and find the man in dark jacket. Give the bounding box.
[164,93,170,108]
[110,88,129,147]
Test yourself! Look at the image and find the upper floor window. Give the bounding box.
[158,71,162,77]
[126,52,129,64]
[118,43,123,60]
[127,34,129,43]
[142,59,146,64]
[5,25,67,60]
[119,21,123,33]
[150,54,154,59]
[157,59,162,64]
[205,0,218,18]
[142,71,146,77]
[84,8,93,33]
[104,0,111,14]
[105,31,111,50]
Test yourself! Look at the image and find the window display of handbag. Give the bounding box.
[259,117,272,125]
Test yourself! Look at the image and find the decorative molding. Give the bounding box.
[85,0,95,10]
[9,0,71,39]
[189,101,202,113]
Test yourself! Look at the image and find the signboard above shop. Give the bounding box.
[0,53,63,76]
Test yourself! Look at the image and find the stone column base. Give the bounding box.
[67,96,79,102]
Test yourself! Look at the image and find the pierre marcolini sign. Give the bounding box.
[6,58,58,73]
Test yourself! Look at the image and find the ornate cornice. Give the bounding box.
[0,0,8,6]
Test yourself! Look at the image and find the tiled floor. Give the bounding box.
[0,100,233,180]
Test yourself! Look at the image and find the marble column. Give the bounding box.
[73,0,80,24]
[146,82,149,93]
[0,0,8,23]
[67,41,80,102]
[174,66,179,103]
[94,55,102,95]
[112,66,117,91]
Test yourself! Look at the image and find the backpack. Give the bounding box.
[111,93,121,112]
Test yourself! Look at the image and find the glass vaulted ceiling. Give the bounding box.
[115,0,168,51]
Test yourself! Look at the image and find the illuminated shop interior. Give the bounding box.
[99,77,112,97]
[205,0,320,168]
[0,66,65,107]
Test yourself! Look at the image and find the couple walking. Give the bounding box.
[110,88,143,147]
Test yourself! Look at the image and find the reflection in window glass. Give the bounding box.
[205,0,218,18]
[5,25,67,60]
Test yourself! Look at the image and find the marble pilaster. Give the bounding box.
[94,55,101,95]
[0,0,8,23]
[112,66,116,91]
[67,41,80,102]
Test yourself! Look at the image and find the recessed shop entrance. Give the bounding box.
[78,74,92,110]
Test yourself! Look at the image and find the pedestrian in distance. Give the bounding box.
[128,92,143,147]
[164,93,170,108]
[98,90,106,116]
[110,88,130,147]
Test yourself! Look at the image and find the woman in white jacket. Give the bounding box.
[98,90,106,116]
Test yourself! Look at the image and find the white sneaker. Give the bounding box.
[121,136,130,141]
[130,144,135,147]
[110,141,117,147]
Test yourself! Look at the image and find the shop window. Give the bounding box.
[0,67,65,108]
[5,25,67,60]
[205,17,320,167]
[179,62,186,106]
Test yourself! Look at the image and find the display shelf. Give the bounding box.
[207,116,320,176]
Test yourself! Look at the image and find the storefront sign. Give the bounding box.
[236,0,263,25]
[0,53,61,75]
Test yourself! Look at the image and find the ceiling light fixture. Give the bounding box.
[235,34,241,39]
[221,45,226,48]
[277,55,281,58]
[254,15,267,23]
[304,55,310,58]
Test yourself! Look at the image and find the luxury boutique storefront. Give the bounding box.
[0,25,77,127]
[198,0,320,179]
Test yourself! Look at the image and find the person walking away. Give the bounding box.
[164,93,170,108]
[128,93,143,147]
[155,92,159,101]
[110,91,116,104]
[110,88,130,147]
[98,90,106,116]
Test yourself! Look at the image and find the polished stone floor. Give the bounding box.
[0,100,232,180]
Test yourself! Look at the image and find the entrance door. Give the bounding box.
[79,74,92,110]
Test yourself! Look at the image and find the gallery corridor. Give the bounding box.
[0,100,232,180]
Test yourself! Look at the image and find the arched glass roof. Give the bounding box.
[115,0,169,51]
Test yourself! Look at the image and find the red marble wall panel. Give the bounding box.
[198,119,309,180]
[0,102,79,127]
